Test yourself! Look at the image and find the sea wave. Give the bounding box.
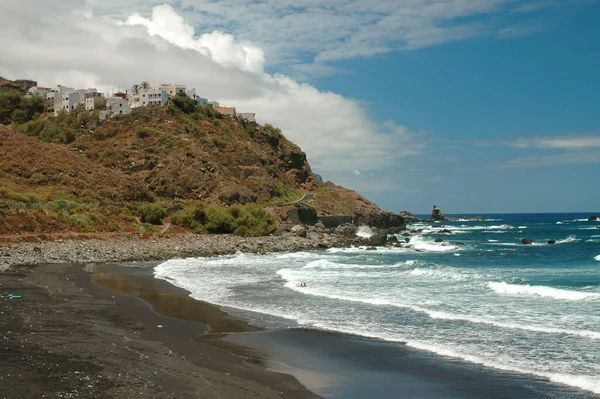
[304,321,600,395]
[595,255,600,261]
[301,259,417,270]
[488,282,600,301]
[405,341,600,395]
[425,310,600,340]
[559,235,579,244]
[408,236,459,252]
[356,225,373,238]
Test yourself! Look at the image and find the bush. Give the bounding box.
[139,203,166,225]
[171,202,276,236]
[136,127,151,138]
[171,92,199,114]
[69,213,92,230]
[0,92,44,124]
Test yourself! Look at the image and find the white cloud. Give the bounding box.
[124,5,265,73]
[499,152,600,168]
[509,135,600,149]
[0,3,423,192]
[59,0,591,77]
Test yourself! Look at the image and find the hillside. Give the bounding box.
[0,80,402,238]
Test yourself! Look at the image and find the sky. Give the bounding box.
[0,0,598,214]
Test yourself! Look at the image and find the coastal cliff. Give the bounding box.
[0,78,403,238]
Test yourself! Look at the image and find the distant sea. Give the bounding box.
[154,213,600,397]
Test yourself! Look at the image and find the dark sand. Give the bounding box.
[0,263,320,398]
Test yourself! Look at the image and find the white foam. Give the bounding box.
[425,310,600,340]
[356,225,374,238]
[595,255,600,261]
[554,235,579,244]
[556,221,564,225]
[408,236,458,252]
[488,282,600,301]
[518,226,527,229]
[405,341,600,395]
[301,259,415,270]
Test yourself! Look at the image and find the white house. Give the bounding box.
[27,86,52,97]
[106,97,130,116]
[84,92,104,111]
[53,92,83,116]
[130,88,168,109]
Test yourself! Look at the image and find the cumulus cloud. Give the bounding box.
[0,2,424,192]
[124,5,265,73]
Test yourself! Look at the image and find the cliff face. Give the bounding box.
[0,94,403,235]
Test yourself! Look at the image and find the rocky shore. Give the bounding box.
[0,227,388,272]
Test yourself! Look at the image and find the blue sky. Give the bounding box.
[0,0,598,214]
[305,2,600,213]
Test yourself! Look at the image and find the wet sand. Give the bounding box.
[0,262,320,398]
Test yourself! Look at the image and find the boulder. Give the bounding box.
[522,238,534,245]
[336,223,358,237]
[588,215,600,221]
[387,235,399,246]
[314,222,326,231]
[434,238,443,243]
[547,240,556,245]
[368,229,389,246]
[366,246,377,251]
[400,210,420,222]
[291,225,307,238]
[405,237,410,243]
[354,211,405,229]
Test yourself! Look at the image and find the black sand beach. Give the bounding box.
[0,262,320,398]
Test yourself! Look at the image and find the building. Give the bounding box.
[84,92,104,111]
[207,100,220,107]
[237,113,256,123]
[27,86,52,97]
[130,88,168,109]
[214,106,236,117]
[194,96,208,106]
[159,83,186,97]
[106,97,130,116]
[53,92,83,116]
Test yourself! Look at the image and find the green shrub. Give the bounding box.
[171,202,276,236]
[171,92,199,114]
[69,213,92,230]
[139,203,166,225]
[17,119,46,137]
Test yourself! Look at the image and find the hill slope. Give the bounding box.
[0,84,402,237]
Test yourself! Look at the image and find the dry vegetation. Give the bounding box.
[0,78,385,238]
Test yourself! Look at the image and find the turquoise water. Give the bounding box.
[155,213,600,395]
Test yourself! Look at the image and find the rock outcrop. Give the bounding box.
[522,238,534,245]
[431,205,445,221]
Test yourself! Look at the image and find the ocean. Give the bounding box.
[154,213,600,397]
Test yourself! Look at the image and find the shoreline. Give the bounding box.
[0,231,357,273]
[0,261,322,398]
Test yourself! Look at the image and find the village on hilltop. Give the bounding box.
[20,79,256,122]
